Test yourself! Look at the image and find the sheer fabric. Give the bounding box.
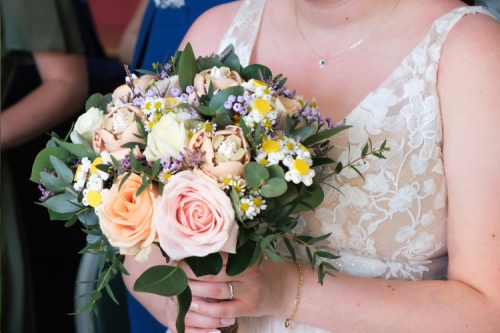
[218,2,495,332]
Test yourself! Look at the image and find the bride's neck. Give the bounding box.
[294,0,400,30]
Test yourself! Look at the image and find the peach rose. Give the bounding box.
[193,66,243,94]
[98,173,159,256]
[93,104,147,160]
[154,170,237,260]
[275,96,303,129]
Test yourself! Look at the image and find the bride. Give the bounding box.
[123,0,500,331]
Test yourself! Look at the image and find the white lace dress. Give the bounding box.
[217,1,495,332]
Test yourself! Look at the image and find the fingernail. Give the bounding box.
[221,318,236,325]
[208,330,221,333]
[189,302,199,311]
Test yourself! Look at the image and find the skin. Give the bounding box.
[123,0,500,331]
[1,51,88,150]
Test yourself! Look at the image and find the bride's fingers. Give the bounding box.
[189,280,235,300]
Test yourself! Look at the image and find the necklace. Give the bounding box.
[295,0,400,69]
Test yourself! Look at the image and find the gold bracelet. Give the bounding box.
[284,261,303,329]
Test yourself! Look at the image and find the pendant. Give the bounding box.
[319,59,326,68]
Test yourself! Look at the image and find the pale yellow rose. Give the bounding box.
[92,104,146,160]
[98,173,159,256]
[70,107,105,144]
[188,125,250,181]
[143,112,191,162]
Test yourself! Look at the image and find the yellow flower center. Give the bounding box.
[74,165,82,181]
[222,177,231,186]
[165,97,177,104]
[253,197,262,207]
[163,173,172,181]
[263,88,270,95]
[90,157,103,174]
[144,101,153,110]
[241,203,249,211]
[292,159,310,175]
[254,98,271,115]
[259,158,269,166]
[235,185,242,193]
[277,133,285,140]
[286,142,295,151]
[252,80,268,88]
[154,101,163,110]
[262,140,280,153]
[86,190,102,207]
[263,118,273,128]
[204,123,214,132]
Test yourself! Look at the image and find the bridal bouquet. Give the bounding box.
[32,43,388,332]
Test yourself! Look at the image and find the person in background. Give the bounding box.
[124,0,500,332]
[1,0,125,332]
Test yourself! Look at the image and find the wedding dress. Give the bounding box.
[217,1,495,332]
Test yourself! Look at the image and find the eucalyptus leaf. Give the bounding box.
[98,93,113,112]
[30,146,68,183]
[135,69,157,76]
[49,209,76,221]
[208,86,244,112]
[292,183,325,214]
[212,113,234,129]
[39,171,70,192]
[260,178,287,198]
[134,265,188,297]
[243,162,269,188]
[197,57,224,71]
[311,157,335,168]
[240,64,272,82]
[192,105,216,116]
[50,155,74,184]
[263,248,285,263]
[85,93,103,111]
[78,209,99,226]
[290,125,316,141]
[38,192,82,213]
[267,165,285,179]
[316,250,340,260]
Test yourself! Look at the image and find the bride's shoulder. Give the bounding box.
[178,1,244,55]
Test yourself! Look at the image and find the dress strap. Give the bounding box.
[217,0,267,67]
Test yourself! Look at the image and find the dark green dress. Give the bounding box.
[1,1,83,332]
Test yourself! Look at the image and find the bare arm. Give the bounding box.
[118,0,149,66]
[1,51,88,150]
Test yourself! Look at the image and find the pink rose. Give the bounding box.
[154,170,238,260]
[92,104,147,160]
[193,66,243,94]
[98,173,159,256]
[188,125,250,181]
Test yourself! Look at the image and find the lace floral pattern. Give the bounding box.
[219,5,494,332]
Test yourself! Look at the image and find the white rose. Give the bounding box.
[144,113,190,162]
[70,107,105,144]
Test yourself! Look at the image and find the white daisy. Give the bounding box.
[282,156,316,186]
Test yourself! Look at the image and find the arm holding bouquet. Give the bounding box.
[124,0,500,332]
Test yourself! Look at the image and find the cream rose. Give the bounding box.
[189,125,250,180]
[154,170,238,260]
[143,112,191,162]
[193,66,243,94]
[93,104,146,160]
[98,173,159,256]
[70,107,105,144]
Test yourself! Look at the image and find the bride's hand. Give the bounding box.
[176,253,299,328]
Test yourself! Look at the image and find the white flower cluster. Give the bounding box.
[73,153,111,211]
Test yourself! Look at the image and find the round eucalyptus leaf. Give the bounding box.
[261,178,287,197]
[244,162,269,188]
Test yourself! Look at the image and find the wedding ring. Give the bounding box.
[227,281,234,300]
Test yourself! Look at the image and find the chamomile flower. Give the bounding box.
[73,157,92,191]
[90,156,110,181]
[82,177,108,212]
[251,195,267,213]
[239,197,257,220]
[198,120,217,134]
[220,175,233,190]
[232,177,247,197]
[256,139,285,165]
[282,155,315,186]
[158,169,173,184]
[142,97,165,115]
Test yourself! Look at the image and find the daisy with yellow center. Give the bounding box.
[198,121,217,134]
[239,197,257,220]
[73,157,92,191]
[257,139,286,165]
[158,170,173,184]
[251,195,267,213]
[82,177,108,212]
[282,156,316,186]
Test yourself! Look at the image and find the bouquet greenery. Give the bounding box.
[31,43,388,332]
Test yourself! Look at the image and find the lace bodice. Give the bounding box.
[218,2,495,332]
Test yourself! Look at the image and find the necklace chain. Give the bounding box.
[295,0,400,69]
